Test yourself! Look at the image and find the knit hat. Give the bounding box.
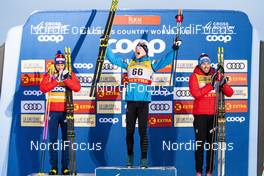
[198,53,211,65]
[54,50,66,65]
[136,41,148,55]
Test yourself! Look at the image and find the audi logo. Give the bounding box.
[206,35,232,43]
[175,90,191,97]
[226,63,245,69]
[99,118,119,124]
[176,77,189,82]
[23,90,43,96]
[226,116,245,123]
[77,76,93,83]
[23,103,43,110]
[103,63,118,70]
[150,103,170,111]
[74,63,93,70]
[37,35,64,43]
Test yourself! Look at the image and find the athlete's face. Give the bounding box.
[200,62,211,73]
[135,45,147,59]
[55,64,65,71]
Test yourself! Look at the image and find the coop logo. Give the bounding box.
[53,86,66,92]
[149,101,172,114]
[37,35,64,43]
[151,88,172,97]
[23,90,43,97]
[176,76,189,82]
[226,116,245,123]
[21,101,45,113]
[206,35,232,43]
[109,38,165,57]
[74,63,93,70]
[99,117,119,124]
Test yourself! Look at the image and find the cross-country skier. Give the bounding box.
[105,39,181,168]
[39,50,81,175]
[189,53,234,176]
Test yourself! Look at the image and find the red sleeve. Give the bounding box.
[189,73,214,99]
[221,84,234,97]
[63,72,81,92]
[39,74,58,93]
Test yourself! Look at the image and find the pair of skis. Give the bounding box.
[89,0,119,97]
[210,47,226,176]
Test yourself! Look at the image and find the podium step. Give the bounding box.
[95,166,177,176]
[28,173,94,176]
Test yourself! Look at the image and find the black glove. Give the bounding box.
[211,72,218,87]
[219,76,228,87]
[172,38,182,50]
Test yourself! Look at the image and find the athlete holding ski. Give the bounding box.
[40,51,81,175]
[189,53,233,176]
[105,40,181,168]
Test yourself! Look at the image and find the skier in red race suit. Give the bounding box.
[189,53,234,176]
[40,51,81,175]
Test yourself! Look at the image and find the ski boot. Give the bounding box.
[196,172,202,176]
[126,155,134,168]
[140,158,148,169]
[48,166,58,175]
[206,171,212,176]
[62,167,70,175]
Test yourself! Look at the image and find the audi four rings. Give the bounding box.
[150,103,171,111]
[23,103,43,110]
[226,63,245,69]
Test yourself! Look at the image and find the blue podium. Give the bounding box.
[95,166,177,176]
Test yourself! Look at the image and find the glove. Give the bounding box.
[219,76,228,87]
[55,70,69,82]
[172,38,182,50]
[211,72,218,87]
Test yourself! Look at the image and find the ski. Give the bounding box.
[89,0,119,97]
[38,66,54,176]
[169,9,183,86]
[217,47,226,176]
[64,47,77,175]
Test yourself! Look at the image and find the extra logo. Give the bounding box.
[23,90,43,96]
[149,101,172,114]
[73,63,93,70]
[226,116,245,123]
[99,117,119,124]
[21,101,45,113]
[148,115,172,127]
[206,35,232,43]
[109,39,165,57]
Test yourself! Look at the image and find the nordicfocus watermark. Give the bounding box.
[162,140,234,151]
[96,83,173,96]
[31,140,102,151]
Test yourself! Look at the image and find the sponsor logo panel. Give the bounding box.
[174,101,193,114]
[157,60,198,73]
[173,87,193,100]
[98,117,119,124]
[149,101,172,114]
[152,74,170,86]
[74,114,96,127]
[74,101,95,113]
[21,60,45,73]
[174,114,194,127]
[114,15,161,25]
[102,60,121,73]
[73,87,95,100]
[98,74,121,86]
[148,114,172,127]
[96,87,122,100]
[21,74,44,86]
[225,87,248,99]
[224,60,247,73]
[76,73,93,87]
[21,100,45,113]
[225,73,247,85]
[97,101,122,114]
[21,114,44,127]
